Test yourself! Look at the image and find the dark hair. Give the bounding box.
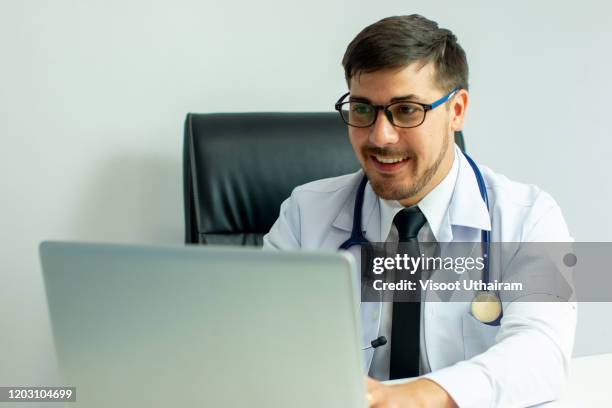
[342,15,468,92]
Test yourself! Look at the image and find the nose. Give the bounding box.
[369,109,400,146]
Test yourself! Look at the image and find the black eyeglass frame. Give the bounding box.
[334,87,460,129]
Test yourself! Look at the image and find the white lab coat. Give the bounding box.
[263,147,576,407]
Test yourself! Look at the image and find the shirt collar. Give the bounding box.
[379,145,459,242]
[333,145,491,241]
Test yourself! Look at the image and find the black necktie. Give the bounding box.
[389,207,427,379]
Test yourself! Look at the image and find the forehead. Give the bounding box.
[349,62,439,103]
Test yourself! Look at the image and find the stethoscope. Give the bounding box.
[339,151,503,326]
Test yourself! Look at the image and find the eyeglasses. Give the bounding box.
[334,88,460,128]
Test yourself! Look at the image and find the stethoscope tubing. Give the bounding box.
[339,151,502,326]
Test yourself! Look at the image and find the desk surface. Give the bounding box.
[550,352,611,407]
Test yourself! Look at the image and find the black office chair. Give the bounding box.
[183,112,465,246]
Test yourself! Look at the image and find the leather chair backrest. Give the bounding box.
[183,112,465,246]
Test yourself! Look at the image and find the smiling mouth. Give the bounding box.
[369,154,412,173]
[371,154,409,164]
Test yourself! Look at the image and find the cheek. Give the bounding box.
[398,129,429,155]
[348,130,366,154]
[419,125,446,156]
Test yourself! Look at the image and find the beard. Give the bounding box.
[364,134,450,201]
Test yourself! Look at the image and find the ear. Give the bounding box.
[450,89,469,132]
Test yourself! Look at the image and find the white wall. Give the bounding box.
[1,0,611,387]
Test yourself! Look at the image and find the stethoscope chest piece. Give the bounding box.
[471,291,502,325]
[341,152,504,327]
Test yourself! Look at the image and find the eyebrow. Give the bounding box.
[348,94,424,104]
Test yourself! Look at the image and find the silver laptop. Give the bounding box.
[39,241,367,408]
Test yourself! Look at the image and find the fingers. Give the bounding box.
[367,391,374,406]
[365,377,387,407]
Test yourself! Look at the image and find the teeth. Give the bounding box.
[375,155,408,164]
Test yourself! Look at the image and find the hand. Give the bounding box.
[365,377,458,408]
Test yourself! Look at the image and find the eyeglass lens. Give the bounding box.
[339,101,426,128]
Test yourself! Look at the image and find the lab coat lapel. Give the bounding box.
[330,172,381,372]
[425,149,493,372]
[331,172,379,239]
[448,149,492,235]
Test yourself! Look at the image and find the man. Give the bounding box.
[264,15,576,407]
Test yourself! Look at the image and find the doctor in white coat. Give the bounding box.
[264,14,576,408]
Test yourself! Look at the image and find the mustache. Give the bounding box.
[362,146,412,157]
